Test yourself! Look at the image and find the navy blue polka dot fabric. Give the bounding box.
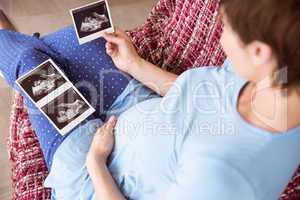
[0,27,131,168]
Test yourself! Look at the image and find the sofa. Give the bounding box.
[6,0,300,199]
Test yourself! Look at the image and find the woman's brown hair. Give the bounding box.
[220,0,300,87]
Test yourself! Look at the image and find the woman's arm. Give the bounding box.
[128,57,178,97]
[86,116,126,200]
[103,29,178,96]
[87,158,126,200]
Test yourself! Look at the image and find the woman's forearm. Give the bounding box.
[87,157,126,200]
[103,29,178,95]
[129,58,178,96]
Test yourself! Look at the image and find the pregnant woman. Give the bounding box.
[46,0,300,199]
[1,0,300,199]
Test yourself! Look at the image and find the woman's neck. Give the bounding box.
[238,82,300,133]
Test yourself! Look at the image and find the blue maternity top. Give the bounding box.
[45,60,300,200]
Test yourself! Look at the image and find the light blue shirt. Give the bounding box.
[45,60,300,200]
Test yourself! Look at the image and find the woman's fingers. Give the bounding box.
[105,116,117,131]
[98,116,117,134]
[106,49,113,56]
[103,28,140,73]
[87,116,117,163]
[105,42,116,51]
[106,42,113,49]
[103,28,130,45]
[105,42,115,55]
[114,28,130,41]
[104,31,123,57]
[103,32,124,45]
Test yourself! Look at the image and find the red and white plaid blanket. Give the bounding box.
[7,0,300,199]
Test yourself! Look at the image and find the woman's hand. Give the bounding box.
[86,118,126,200]
[103,28,178,97]
[87,116,117,166]
[103,28,142,74]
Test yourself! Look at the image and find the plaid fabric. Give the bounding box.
[280,167,300,200]
[6,0,300,199]
[127,0,226,74]
[8,93,51,199]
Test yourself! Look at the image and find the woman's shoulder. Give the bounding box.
[175,59,238,89]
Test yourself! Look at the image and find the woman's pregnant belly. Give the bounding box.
[45,97,179,200]
[109,98,178,199]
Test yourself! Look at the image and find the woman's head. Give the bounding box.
[220,0,300,87]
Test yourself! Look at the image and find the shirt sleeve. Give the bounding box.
[158,156,256,200]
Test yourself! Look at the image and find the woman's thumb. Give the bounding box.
[103,32,123,45]
[106,116,117,130]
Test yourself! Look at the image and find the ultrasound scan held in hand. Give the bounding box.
[70,0,115,44]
